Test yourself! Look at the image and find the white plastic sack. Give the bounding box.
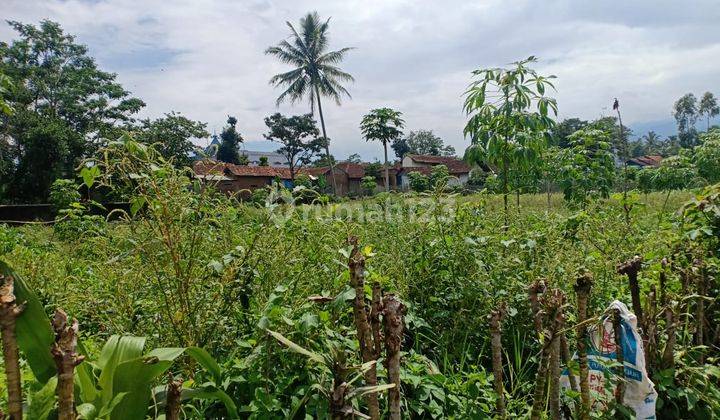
[560,300,657,419]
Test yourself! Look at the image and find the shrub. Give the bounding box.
[429,164,450,189]
[49,179,80,211]
[408,171,429,192]
[361,176,377,196]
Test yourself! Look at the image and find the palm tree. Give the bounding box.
[360,108,405,191]
[265,12,354,193]
[641,131,661,155]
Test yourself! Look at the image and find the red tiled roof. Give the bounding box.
[400,167,432,175]
[405,155,471,174]
[193,160,292,179]
[628,155,663,167]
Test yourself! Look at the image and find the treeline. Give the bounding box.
[0,21,209,203]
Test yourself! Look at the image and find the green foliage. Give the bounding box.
[217,116,243,164]
[49,179,80,211]
[134,112,209,168]
[699,92,719,131]
[264,113,322,179]
[53,202,107,241]
[463,56,557,217]
[258,156,269,166]
[694,129,720,183]
[391,130,455,159]
[361,176,377,196]
[408,171,429,192]
[556,128,616,205]
[0,20,144,202]
[360,108,405,147]
[674,93,700,148]
[429,164,450,189]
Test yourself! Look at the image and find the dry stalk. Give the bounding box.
[611,308,625,406]
[0,274,24,420]
[383,294,406,420]
[52,309,85,420]
[574,271,594,420]
[165,374,183,420]
[489,302,507,419]
[347,236,380,419]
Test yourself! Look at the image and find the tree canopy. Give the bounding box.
[391,130,455,159]
[217,116,243,164]
[134,112,209,168]
[264,113,322,180]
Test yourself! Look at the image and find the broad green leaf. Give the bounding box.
[98,392,128,417]
[182,385,239,419]
[0,261,56,383]
[186,347,222,385]
[97,335,146,408]
[110,347,184,420]
[26,376,58,419]
[76,403,98,420]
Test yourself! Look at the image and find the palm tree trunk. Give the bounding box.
[383,142,390,192]
[314,87,338,194]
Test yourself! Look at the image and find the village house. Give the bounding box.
[396,154,472,189]
[194,154,472,197]
[626,155,663,169]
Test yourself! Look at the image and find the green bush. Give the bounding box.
[48,179,80,211]
[408,171,429,192]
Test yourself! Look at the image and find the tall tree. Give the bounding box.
[265,12,354,193]
[641,131,662,155]
[673,93,699,148]
[216,116,243,164]
[0,20,144,201]
[391,130,455,159]
[463,56,557,223]
[360,108,405,191]
[699,92,719,132]
[551,118,588,148]
[134,112,209,168]
[264,113,322,181]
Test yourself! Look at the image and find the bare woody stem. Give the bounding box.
[383,294,406,420]
[661,306,677,369]
[611,309,625,407]
[52,309,85,420]
[347,236,379,420]
[370,282,384,359]
[528,279,546,337]
[489,302,507,419]
[574,271,594,420]
[0,274,24,420]
[549,296,565,420]
[165,374,183,420]
[560,335,578,392]
[617,256,643,330]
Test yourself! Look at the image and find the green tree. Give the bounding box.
[134,112,208,168]
[556,128,616,205]
[0,20,144,201]
[216,116,243,164]
[429,164,450,189]
[694,129,720,184]
[463,56,557,222]
[699,92,719,132]
[258,156,269,166]
[360,176,376,196]
[408,171,429,192]
[391,130,455,159]
[552,118,588,148]
[312,153,336,168]
[346,153,362,163]
[360,108,405,191]
[266,12,354,192]
[641,131,663,155]
[673,93,699,148]
[264,113,322,181]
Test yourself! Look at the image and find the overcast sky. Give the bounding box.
[3,0,719,160]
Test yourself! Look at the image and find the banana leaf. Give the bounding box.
[0,260,56,383]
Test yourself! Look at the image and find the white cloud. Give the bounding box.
[3,0,719,160]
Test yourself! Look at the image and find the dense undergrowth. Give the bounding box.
[0,140,718,419]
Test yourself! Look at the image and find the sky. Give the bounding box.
[3,0,720,161]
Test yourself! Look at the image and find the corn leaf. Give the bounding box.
[266,329,323,364]
[186,346,222,385]
[0,260,56,383]
[182,385,239,419]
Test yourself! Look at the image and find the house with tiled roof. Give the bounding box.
[194,160,294,195]
[627,155,663,168]
[397,154,472,189]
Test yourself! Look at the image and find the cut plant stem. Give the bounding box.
[370,282,384,359]
[383,294,406,420]
[617,256,643,330]
[347,236,380,420]
[489,302,507,419]
[661,306,678,370]
[51,309,84,420]
[611,308,625,406]
[166,374,183,420]
[0,274,24,420]
[575,271,594,420]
